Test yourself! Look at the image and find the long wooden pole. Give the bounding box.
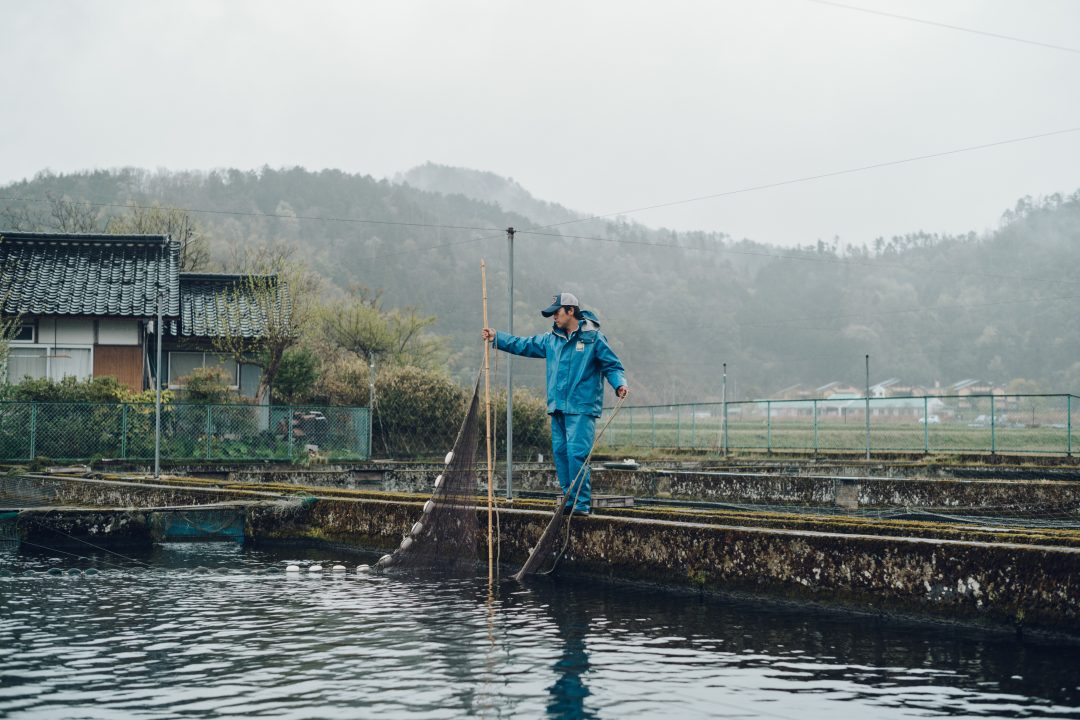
[481,260,494,584]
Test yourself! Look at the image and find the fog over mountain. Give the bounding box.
[3,165,1079,403]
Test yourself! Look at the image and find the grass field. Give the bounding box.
[599,405,1080,455]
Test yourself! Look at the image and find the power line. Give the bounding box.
[516,226,1080,290]
[364,233,494,261]
[0,194,502,235]
[521,125,1080,232]
[725,291,1080,331]
[802,0,1080,55]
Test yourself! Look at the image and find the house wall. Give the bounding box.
[93,345,143,391]
[97,319,140,345]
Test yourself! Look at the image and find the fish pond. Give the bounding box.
[1,542,1079,719]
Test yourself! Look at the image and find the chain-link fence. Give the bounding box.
[0,401,370,462]
[599,394,1080,456]
[1,394,1074,463]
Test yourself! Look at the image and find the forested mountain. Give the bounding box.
[3,165,1079,402]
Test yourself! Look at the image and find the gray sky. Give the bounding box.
[2,0,1078,247]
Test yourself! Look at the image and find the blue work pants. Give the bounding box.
[550,412,596,512]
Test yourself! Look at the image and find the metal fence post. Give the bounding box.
[723,400,729,455]
[691,404,697,448]
[288,407,294,462]
[1068,395,1072,457]
[990,395,996,455]
[121,403,128,460]
[864,397,871,460]
[813,399,819,453]
[676,405,682,449]
[767,400,772,453]
[650,407,656,449]
[206,406,213,460]
[29,402,37,461]
[923,396,929,453]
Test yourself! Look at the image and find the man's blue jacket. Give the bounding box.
[494,310,626,418]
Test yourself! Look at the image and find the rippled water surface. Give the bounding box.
[2,542,1079,719]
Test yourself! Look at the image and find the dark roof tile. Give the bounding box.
[173,273,290,338]
[0,232,179,317]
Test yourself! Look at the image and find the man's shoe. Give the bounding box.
[573,508,590,517]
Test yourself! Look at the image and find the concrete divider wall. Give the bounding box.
[207,464,1080,509]
[244,496,1080,636]
[11,473,1080,637]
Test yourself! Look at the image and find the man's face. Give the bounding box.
[552,306,575,330]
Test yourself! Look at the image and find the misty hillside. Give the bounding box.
[3,166,1080,402]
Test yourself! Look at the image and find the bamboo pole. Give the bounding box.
[481,259,494,584]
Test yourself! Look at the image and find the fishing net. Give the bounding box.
[377,371,483,574]
[0,511,18,554]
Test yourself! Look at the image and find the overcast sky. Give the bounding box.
[2,0,1078,247]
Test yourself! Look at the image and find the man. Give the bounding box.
[482,292,627,515]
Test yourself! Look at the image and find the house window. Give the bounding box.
[5,346,92,382]
[7,347,46,381]
[167,351,239,388]
[13,322,35,343]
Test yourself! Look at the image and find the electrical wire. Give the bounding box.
[514,225,1080,291]
[0,194,502,235]
[801,0,1080,55]
[514,126,1080,234]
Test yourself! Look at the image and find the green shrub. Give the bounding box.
[310,354,370,406]
[484,388,551,461]
[0,375,138,403]
[373,366,465,458]
[181,367,238,405]
[273,347,320,404]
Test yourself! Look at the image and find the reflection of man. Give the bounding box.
[482,292,627,515]
[534,581,598,719]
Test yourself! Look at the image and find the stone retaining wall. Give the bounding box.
[10,474,1080,637]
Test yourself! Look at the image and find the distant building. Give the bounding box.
[816,381,861,398]
[0,232,287,400]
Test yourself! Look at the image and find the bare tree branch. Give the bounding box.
[105,203,209,271]
[46,193,99,232]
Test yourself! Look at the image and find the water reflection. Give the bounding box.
[537,582,596,719]
[0,542,1078,719]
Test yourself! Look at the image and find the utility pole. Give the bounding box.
[721,362,728,456]
[368,351,375,459]
[865,354,871,461]
[505,227,515,499]
[154,288,164,480]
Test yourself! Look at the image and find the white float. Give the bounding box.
[444,451,454,464]
[423,500,435,514]
[377,554,394,568]
[332,565,347,573]
[356,564,371,573]
[286,565,300,572]
[400,537,414,551]
[410,521,424,537]
[434,474,444,489]
[308,564,323,573]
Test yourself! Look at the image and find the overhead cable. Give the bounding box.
[802,0,1080,55]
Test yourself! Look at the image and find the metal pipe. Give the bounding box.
[368,351,375,459]
[154,288,163,479]
[721,363,728,455]
[505,227,515,500]
[864,354,870,461]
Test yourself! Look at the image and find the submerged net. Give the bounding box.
[378,371,483,574]
[0,511,18,554]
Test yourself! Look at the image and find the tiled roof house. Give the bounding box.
[0,232,286,400]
